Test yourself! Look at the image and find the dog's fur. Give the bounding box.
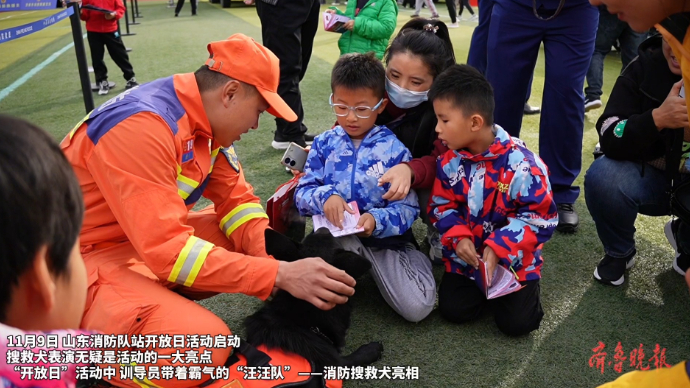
[242,228,383,387]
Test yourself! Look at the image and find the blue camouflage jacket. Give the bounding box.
[295,125,419,238]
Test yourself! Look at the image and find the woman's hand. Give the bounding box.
[379,164,414,201]
[652,80,689,130]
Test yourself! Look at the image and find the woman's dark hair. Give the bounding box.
[384,18,456,78]
[0,115,84,322]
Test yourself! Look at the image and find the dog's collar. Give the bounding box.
[310,326,334,345]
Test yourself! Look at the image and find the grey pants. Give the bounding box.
[338,235,436,322]
[414,0,438,15]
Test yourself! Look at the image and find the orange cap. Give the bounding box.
[205,34,297,122]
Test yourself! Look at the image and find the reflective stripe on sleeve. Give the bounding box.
[219,203,268,238]
[168,236,214,287]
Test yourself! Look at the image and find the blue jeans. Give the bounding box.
[584,156,690,258]
[584,6,647,100]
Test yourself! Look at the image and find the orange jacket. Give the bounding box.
[60,73,279,299]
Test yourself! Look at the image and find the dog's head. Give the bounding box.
[265,227,371,279]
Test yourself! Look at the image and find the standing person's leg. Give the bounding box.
[540,3,598,232]
[423,0,439,17]
[485,0,543,137]
[191,0,197,15]
[584,7,620,106]
[256,0,312,148]
[438,271,487,324]
[446,0,457,24]
[413,0,423,17]
[103,31,135,83]
[337,236,436,323]
[88,31,108,84]
[463,0,474,15]
[585,157,670,285]
[174,0,184,15]
[619,24,647,70]
[297,0,320,137]
[467,0,494,74]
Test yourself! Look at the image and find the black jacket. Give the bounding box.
[376,100,438,159]
[597,35,682,166]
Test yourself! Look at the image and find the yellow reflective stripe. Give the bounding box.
[176,164,200,200]
[167,236,214,287]
[209,147,220,173]
[220,203,268,238]
[68,111,92,139]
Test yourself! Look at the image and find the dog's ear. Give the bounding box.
[265,229,301,262]
[332,250,371,279]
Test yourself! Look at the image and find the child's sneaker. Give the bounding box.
[664,219,690,275]
[593,250,636,286]
[448,22,459,28]
[98,80,109,95]
[426,227,444,265]
[125,77,139,90]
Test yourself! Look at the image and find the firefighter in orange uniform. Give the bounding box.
[60,34,356,388]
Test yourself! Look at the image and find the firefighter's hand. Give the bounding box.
[323,195,355,229]
[275,258,356,310]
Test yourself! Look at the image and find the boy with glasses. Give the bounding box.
[295,53,436,323]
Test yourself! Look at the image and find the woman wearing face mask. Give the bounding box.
[376,18,456,263]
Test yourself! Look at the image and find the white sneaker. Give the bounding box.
[585,98,602,112]
[98,80,109,96]
[448,22,459,28]
[469,14,478,21]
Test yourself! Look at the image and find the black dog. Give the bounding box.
[240,228,383,387]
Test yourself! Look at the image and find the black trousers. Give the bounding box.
[438,271,543,336]
[87,31,135,84]
[459,0,474,16]
[445,0,457,23]
[175,0,196,15]
[256,0,320,142]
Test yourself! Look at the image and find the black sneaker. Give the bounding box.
[594,250,636,286]
[585,97,602,112]
[556,203,579,233]
[98,80,109,95]
[664,219,690,275]
[125,77,139,90]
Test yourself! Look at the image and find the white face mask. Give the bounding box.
[385,76,429,109]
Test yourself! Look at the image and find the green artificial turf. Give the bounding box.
[1,3,689,386]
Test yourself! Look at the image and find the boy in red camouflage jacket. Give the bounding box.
[428,65,558,337]
[79,0,138,95]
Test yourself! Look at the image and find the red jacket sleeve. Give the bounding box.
[85,113,279,300]
[113,0,125,20]
[406,139,449,190]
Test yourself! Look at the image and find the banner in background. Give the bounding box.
[0,6,72,43]
[0,0,57,12]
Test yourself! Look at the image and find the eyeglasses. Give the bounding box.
[329,94,383,119]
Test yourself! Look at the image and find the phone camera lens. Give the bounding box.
[285,158,291,163]
[290,161,296,166]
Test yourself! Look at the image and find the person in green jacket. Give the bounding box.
[325,0,398,60]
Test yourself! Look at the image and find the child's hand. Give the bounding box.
[105,11,116,19]
[379,164,414,201]
[455,238,479,269]
[325,8,336,13]
[323,195,355,229]
[344,20,354,30]
[483,246,499,286]
[356,213,376,237]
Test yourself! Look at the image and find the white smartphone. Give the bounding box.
[280,142,309,172]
